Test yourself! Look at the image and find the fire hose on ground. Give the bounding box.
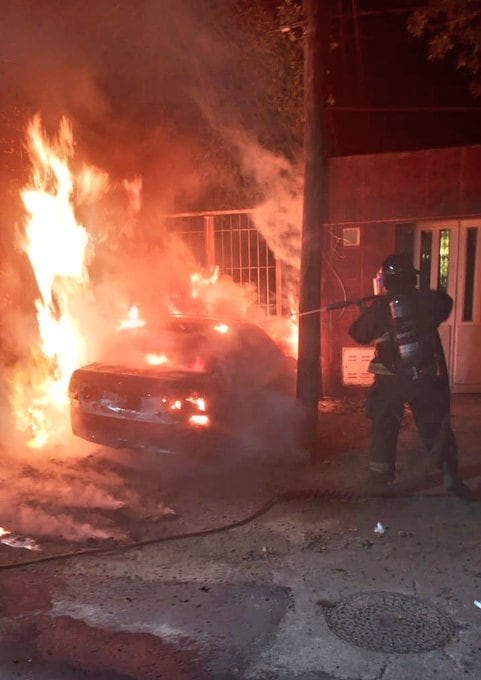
[0,481,478,572]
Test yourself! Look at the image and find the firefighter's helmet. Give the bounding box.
[376,254,418,292]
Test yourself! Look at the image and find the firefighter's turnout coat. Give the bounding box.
[349,289,455,481]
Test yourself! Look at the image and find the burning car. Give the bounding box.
[68,314,296,454]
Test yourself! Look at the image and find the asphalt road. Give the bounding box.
[0,394,480,679]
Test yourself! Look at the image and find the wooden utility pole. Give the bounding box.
[297,0,329,458]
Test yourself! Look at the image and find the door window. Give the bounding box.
[419,230,432,292]
[463,227,478,322]
[437,229,451,292]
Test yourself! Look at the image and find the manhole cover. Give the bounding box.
[324,591,455,653]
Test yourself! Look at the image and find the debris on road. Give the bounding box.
[374,521,387,535]
[0,534,41,551]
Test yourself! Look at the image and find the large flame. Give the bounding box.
[12,115,90,447]
[118,305,146,330]
[287,294,299,358]
[190,266,220,298]
[9,115,299,450]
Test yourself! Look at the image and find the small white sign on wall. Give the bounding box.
[342,227,360,246]
[342,347,374,386]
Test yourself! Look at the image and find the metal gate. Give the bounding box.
[163,210,282,316]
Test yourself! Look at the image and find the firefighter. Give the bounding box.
[349,253,472,499]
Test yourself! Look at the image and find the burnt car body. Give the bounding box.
[69,315,295,453]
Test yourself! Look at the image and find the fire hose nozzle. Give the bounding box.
[323,294,382,312]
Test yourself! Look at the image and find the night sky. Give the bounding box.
[326,0,481,155]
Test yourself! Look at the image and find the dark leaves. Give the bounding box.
[407,0,481,95]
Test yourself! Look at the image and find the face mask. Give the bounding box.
[373,271,385,296]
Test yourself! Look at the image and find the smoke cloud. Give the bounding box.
[0,0,303,213]
[0,0,306,543]
[0,454,127,543]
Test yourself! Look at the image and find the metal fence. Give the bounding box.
[163,210,281,316]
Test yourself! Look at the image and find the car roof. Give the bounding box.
[122,314,260,332]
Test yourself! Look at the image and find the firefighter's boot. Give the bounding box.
[442,462,475,501]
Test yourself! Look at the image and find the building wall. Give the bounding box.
[329,145,481,224]
[323,144,481,395]
[321,222,396,395]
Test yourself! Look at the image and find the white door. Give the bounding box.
[414,220,481,392]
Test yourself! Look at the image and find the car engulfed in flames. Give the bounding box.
[68,314,295,453]
[7,114,299,453]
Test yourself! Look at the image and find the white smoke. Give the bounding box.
[231,130,303,271]
[0,0,310,541]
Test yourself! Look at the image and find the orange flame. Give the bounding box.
[7,115,299,454]
[189,414,209,426]
[12,115,89,447]
[145,353,168,366]
[76,164,110,204]
[186,396,206,412]
[122,176,143,238]
[123,177,143,215]
[287,309,299,359]
[118,305,146,330]
[190,266,219,299]
[214,323,229,334]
